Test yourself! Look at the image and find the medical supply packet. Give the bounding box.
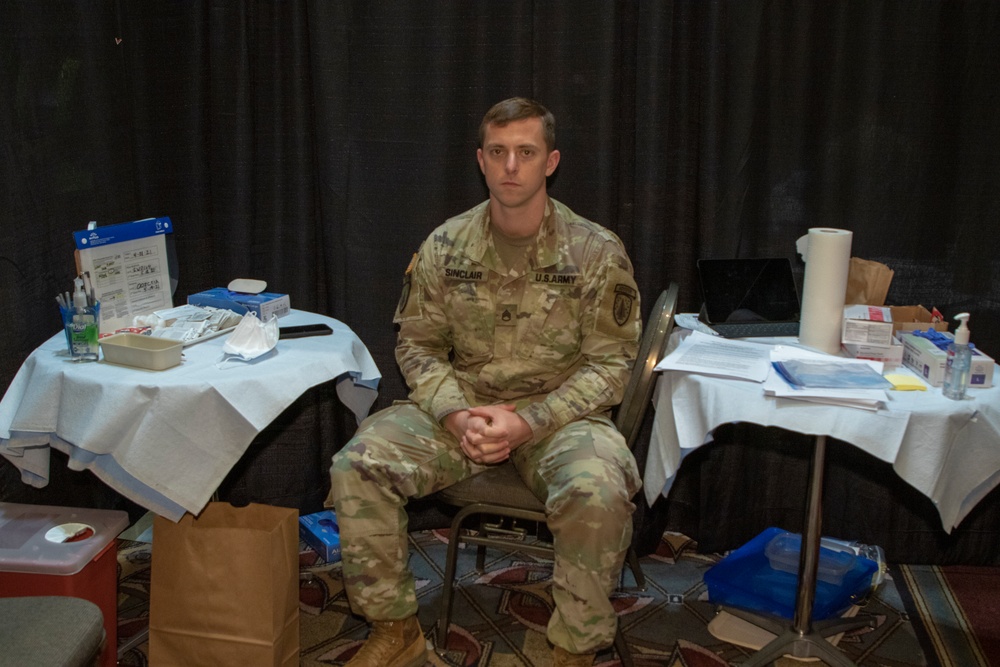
[772,358,894,390]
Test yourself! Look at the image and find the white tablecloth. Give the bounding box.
[0,310,381,520]
[645,330,1000,533]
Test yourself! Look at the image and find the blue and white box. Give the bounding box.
[299,510,341,563]
[187,287,290,320]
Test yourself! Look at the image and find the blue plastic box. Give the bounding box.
[188,287,290,320]
[703,526,878,620]
[299,510,341,563]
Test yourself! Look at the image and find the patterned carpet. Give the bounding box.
[895,564,1000,667]
[115,530,936,666]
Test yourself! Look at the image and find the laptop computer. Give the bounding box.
[697,257,802,338]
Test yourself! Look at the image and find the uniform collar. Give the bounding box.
[466,198,565,271]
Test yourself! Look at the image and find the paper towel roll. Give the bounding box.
[796,228,853,354]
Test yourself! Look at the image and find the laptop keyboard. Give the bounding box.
[710,321,801,339]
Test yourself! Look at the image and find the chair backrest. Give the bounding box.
[613,283,679,450]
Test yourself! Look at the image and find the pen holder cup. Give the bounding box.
[61,301,101,362]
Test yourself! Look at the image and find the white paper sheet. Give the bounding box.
[654,330,773,382]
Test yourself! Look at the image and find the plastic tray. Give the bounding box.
[765,531,856,585]
[100,333,183,370]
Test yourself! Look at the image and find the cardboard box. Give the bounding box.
[844,304,949,347]
[842,339,904,370]
[842,305,894,347]
[188,288,290,320]
[298,510,341,563]
[898,331,994,388]
[889,305,949,336]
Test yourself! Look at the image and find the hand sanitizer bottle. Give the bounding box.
[68,277,99,361]
[942,313,972,400]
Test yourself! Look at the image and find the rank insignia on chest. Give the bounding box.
[497,303,517,327]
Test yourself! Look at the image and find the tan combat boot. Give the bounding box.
[552,645,596,667]
[345,616,427,667]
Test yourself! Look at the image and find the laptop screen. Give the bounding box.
[697,258,801,324]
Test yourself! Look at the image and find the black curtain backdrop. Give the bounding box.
[3,2,999,558]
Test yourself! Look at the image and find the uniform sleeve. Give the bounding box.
[516,243,642,442]
[393,243,471,420]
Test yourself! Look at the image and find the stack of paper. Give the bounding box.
[654,331,772,382]
[765,346,889,410]
[654,330,891,411]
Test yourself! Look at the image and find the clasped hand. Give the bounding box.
[445,404,531,465]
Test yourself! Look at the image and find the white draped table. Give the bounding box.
[1,309,381,521]
[644,327,1000,665]
[644,329,1000,533]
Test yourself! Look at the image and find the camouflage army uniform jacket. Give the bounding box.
[394,198,642,444]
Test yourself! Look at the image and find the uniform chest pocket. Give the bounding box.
[443,280,494,360]
[517,287,583,365]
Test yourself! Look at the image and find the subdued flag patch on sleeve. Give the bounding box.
[596,265,639,340]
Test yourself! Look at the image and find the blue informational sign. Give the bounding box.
[73,217,172,250]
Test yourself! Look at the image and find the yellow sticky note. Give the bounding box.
[885,374,927,391]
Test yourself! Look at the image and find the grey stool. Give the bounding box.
[0,596,105,667]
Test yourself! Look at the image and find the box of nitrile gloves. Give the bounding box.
[298,511,341,563]
[898,330,994,388]
[187,288,290,320]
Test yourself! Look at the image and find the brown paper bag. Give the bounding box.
[846,257,894,306]
[149,502,300,666]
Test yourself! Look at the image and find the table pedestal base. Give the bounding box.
[729,435,872,667]
[724,606,873,667]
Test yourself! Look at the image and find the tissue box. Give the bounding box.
[842,339,903,370]
[899,331,994,388]
[299,510,341,563]
[188,288,290,320]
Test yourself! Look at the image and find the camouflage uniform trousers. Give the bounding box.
[328,402,641,654]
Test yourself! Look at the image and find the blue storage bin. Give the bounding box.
[704,526,878,620]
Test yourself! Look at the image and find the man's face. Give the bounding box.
[477,117,560,211]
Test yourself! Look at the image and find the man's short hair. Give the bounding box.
[479,97,556,152]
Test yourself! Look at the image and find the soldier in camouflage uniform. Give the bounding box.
[329,97,642,667]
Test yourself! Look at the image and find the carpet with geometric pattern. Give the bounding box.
[115,530,932,666]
